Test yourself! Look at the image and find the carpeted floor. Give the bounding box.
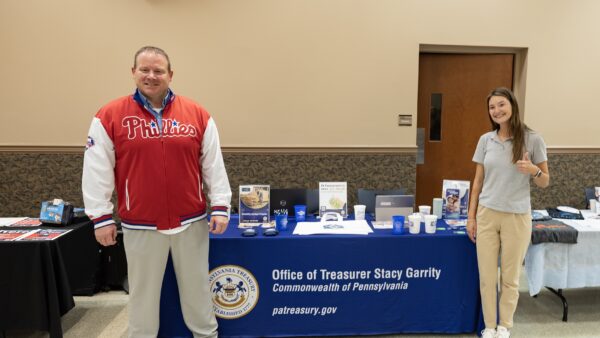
[4,268,600,337]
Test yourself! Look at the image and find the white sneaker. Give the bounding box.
[496,325,511,338]
[481,328,496,338]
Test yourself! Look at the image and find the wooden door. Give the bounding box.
[416,53,514,207]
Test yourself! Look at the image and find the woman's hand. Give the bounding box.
[466,218,477,243]
[516,152,537,176]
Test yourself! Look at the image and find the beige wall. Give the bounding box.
[1,0,599,148]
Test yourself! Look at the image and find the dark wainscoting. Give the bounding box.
[0,151,597,217]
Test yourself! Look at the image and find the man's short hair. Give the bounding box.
[133,46,171,72]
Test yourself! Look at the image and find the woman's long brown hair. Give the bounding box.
[486,87,530,163]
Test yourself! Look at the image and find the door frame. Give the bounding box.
[419,44,529,119]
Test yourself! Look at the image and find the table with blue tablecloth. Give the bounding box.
[159,216,483,338]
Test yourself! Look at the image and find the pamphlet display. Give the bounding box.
[318,182,347,217]
[442,180,470,220]
[239,185,270,225]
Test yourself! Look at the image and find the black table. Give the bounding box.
[0,220,99,338]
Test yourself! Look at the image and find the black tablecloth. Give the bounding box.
[0,220,99,338]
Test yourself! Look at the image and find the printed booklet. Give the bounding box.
[239,185,270,226]
[319,182,348,217]
[442,180,470,220]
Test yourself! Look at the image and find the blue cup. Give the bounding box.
[294,205,307,222]
[275,214,288,231]
[392,215,405,235]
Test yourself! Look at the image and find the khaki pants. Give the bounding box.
[476,206,531,329]
[123,221,218,338]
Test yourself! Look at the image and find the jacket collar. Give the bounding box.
[132,88,175,111]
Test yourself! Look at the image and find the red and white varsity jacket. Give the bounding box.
[82,91,231,231]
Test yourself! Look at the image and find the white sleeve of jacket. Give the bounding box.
[201,117,232,217]
[82,117,117,229]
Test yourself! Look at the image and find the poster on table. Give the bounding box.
[319,182,347,217]
[239,185,270,225]
[442,180,470,220]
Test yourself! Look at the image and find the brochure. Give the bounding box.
[0,217,28,227]
[17,228,72,241]
[319,182,348,217]
[0,229,34,241]
[442,180,470,220]
[239,185,270,225]
[9,218,42,227]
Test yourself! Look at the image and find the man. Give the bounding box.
[82,46,231,338]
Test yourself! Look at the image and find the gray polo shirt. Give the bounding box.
[472,130,547,214]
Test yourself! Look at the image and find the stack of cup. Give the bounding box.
[407,213,421,234]
[432,198,443,218]
[419,205,431,216]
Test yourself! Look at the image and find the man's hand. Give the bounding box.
[95,224,117,246]
[209,215,229,234]
[466,219,477,243]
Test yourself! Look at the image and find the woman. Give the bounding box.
[467,87,549,338]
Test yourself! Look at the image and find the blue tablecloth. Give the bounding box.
[159,216,483,338]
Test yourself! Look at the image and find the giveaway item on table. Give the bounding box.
[408,213,421,234]
[353,204,366,221]
[424,214,438,234]
[392,215,405,234]
[546,206,584,220]
[294,205,307,222]
[39,199,74,225]
[275,213,289,231]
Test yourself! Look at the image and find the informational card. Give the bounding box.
[0,229,34,241]
[319,182,347,217]
[0,217,28,227]
[442,180,470,220]
[17,228,72,241]
[239,185,270,225]
[9,218,42,227]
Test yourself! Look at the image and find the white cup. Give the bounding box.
[432,198,443,218]
[419,205,431,216]
[424,214,438,234]
[354,205,366,220]
[591,199,600,215]
[408,213,421,234]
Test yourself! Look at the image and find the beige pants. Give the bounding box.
[476,206,531,329]
[123,220,218,338]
